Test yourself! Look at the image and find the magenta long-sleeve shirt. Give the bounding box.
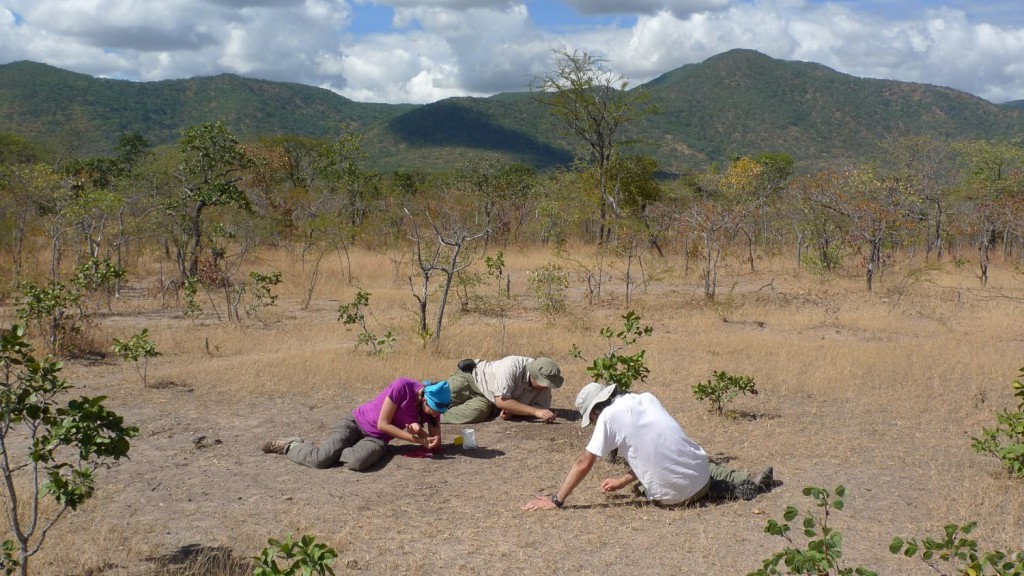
[352,378,429,442]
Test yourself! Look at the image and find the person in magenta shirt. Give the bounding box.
[261,378,451,471]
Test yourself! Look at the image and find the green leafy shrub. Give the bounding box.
[972,367,1024,477]
[252,534,337,576]
[800,244,844,275]
[891,521,1024,575]
[338,288,395,356]
[15,279,82,356]
[111,328,161,387]
[245,270,282,321]
[72,256,126,312]
[484,251,507,296]
[692,370,758,416]
[527,261,569,315]
[748,485,877,576]
[181,275,202,319]
[570,310,652,393]
[16,258,130,356]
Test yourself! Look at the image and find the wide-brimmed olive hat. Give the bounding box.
[526,357,563,389]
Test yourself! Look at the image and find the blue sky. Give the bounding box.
[1,1,1022,104]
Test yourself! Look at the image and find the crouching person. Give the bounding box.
[522,383,773,510]
[261,378,451,471]
[441,356,563,424]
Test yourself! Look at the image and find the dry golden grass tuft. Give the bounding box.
[7,245,1024,575]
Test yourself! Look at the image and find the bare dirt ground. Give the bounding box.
[9,255,1024,576]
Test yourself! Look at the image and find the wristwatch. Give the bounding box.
[550,494,564,508]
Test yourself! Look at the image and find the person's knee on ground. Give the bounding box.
[339,438,386,471]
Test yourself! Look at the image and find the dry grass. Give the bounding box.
[4,244,1024,575]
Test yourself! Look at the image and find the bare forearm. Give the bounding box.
[554,452,596,503]
[494,397,541,417]
[379,423,419,443]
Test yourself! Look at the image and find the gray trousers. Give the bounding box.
[286,416,387,471]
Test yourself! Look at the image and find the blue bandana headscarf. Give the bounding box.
[422,380,452,413]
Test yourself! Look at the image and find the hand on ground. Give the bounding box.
[600,475,633,493]
[535,409,556,423]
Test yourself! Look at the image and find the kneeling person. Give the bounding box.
[522,383,773,510]
[442,356,563,424]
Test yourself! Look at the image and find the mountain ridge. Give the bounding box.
[1,50,1021,172]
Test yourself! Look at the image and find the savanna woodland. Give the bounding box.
[1,49,1024,576]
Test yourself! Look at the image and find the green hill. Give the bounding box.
[2,50,1022,172]
[633,49,1024,170]
[0,61,411,155]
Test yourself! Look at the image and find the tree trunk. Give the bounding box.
[186,200,207,280]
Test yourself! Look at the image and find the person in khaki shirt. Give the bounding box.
[440,356,563,425]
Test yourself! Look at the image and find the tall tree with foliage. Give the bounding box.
[171,121,254,281]
[807,167,917,291]
[954,139,1024,283]
[531,48,653,243]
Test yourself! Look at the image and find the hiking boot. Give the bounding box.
[751,466,774,491]
[261,437,302,454]
[733,479,758,501]
[631,483,648,499]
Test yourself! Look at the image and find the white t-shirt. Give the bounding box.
[472,356,551,408]
[586,393,711,505]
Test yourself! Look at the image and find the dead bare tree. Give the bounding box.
[405,207,487,347]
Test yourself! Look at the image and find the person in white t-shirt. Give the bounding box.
[522,383,773,510]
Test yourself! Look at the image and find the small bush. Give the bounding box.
[244,270,282,321]
[338,288,395,356]
[527,262,569,315]
[252,534,337,576]
[111,328,161,387]
[570,310,652,393]
[692,370,758,416]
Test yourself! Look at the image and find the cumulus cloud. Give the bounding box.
[563,0,731,18]
[574,1,1024,103]
[0,0,1022,104]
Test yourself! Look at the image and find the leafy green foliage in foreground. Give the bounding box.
[973,367,1024,477]
[1,323,138,576]
[891,522,1024,575]
[748,485,877,576]
[750,486,1024,576]
[252,534,337,576]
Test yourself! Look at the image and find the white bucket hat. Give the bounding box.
[575,382,617,428]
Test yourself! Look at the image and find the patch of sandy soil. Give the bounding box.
[12,273,1024,576]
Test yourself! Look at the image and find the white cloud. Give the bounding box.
[564,0,732,18]
[568,1,1024,103]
